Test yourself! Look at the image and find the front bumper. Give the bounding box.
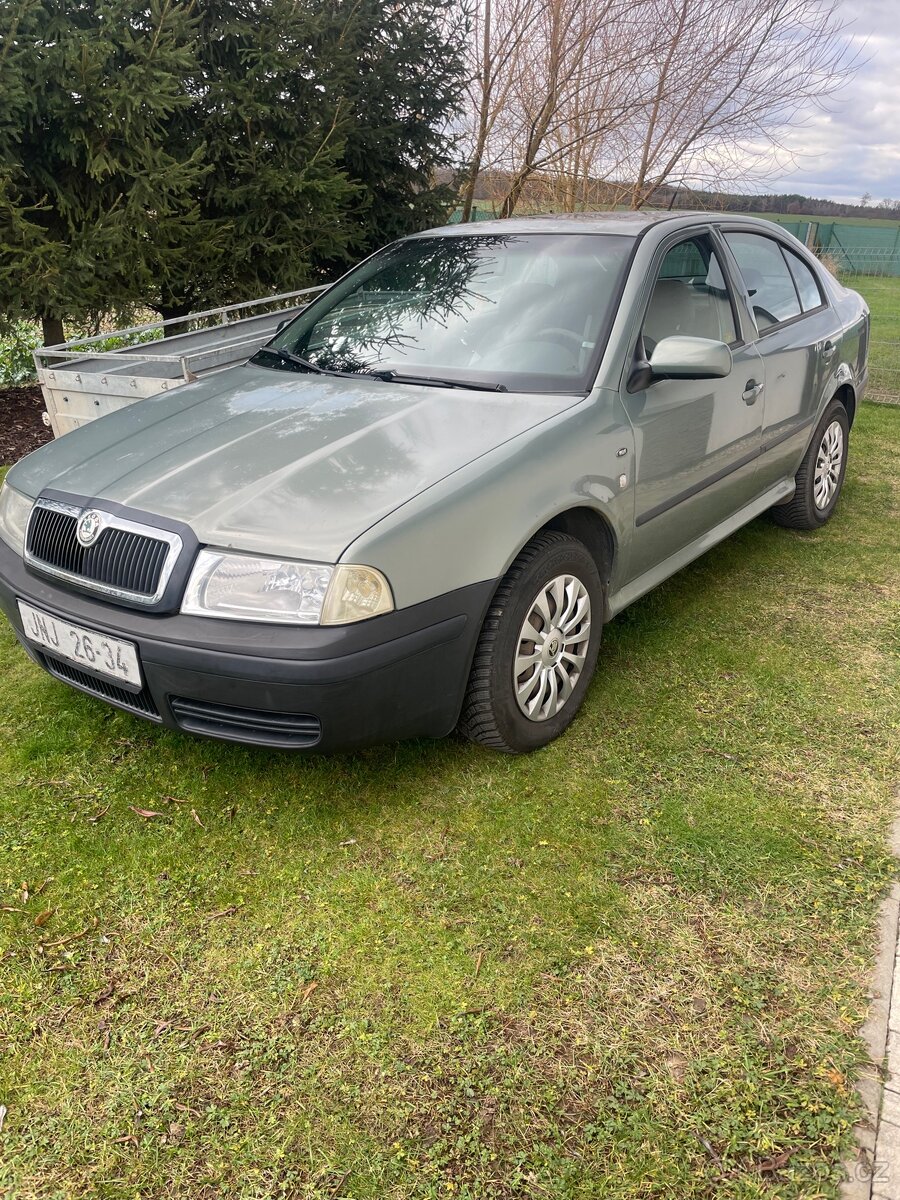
[0,538,495,750]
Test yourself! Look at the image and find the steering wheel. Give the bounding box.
[535,327,584,354]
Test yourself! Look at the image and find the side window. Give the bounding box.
[658,240,707,279]
[723,232,801,331]
[642,237,737,354]
[784,248,823,312]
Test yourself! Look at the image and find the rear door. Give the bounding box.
[620,231,764,581]
[719,229,838,489]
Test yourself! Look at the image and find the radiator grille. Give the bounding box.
[26,503,173,600]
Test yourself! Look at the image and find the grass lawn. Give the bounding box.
[847,275,900,402]
[856,275,900,342]
[0,423,898,1195]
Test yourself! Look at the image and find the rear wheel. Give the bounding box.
[771,399,849,529]
[458,532,603,753]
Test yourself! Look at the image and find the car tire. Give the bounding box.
[771,399,850,530]
[457,532,604,754]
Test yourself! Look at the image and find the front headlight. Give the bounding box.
[181,549,393,625]
[0,481,33,555]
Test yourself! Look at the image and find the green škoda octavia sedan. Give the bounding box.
[0,212,869,751]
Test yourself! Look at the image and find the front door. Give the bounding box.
[621,233,764,581]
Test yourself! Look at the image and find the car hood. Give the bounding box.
[11,365,580,561]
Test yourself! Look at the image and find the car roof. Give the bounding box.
[413,210,792,240]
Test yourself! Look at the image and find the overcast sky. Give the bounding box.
[765,0,899,203]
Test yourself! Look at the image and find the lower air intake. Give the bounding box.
[168,696,322,748]
[41,653,160,719]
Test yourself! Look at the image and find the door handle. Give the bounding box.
[742,379,764,405]
[821,340,836,361]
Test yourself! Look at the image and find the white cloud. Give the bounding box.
[764,0,900,201]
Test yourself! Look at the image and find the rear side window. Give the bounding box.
[784,249,823,312]
[724,232,801,331]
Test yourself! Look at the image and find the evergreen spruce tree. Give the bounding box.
[318,0,469,266]
[0,0,203,343]
[0,0,468,342]
[151,0,361,320]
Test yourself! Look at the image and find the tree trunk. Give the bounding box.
[156,301,195,339]
[460,167,480,223]
[461,0,492,223]
[41,316,65,347]
[499,168,531,218]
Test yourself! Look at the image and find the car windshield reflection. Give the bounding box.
[255,233,634,394]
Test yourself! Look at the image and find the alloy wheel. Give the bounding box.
[814,419,844,509]
[513,574,591,721]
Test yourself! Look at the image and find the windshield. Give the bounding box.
[258,233,634,393]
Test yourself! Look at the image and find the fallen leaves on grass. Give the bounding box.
[752,1148,795,1173]
[42,918,97,949]
[166,1121,185,1145]
[33,909,53,927]
[204,906,240,922]
[823,1065,850,1095]
[129,807,163,819]
[694,1133,725,1171]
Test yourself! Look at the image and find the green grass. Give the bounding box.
[0,408,897,1197]
[856,275,900,343]
[847,275,900,402]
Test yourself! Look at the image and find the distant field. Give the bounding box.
[747,212,900,229]
[463,203,900,230]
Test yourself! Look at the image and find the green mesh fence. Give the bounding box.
[813,222,900,276]
[447,206,501,223]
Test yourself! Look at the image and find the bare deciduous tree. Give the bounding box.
[458,0,856,219]
[620,0,856,210]
[459,0,543,221]
[495,0,634,217]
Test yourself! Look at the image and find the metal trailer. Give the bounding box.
[32,286,328,437]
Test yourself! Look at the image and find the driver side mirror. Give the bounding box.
[628,335,733,392]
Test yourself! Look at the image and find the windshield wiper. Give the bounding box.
[252,348,508,392]
[368,369,508,393]
[253,346,376,382]
[253,345,327,374]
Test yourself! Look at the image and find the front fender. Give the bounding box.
[341,389,635,611]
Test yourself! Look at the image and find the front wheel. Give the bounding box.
[771,399,850,529]
[458,532,603,753]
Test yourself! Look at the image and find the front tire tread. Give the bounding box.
[458,532,599,754]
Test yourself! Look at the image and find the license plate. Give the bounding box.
[17,601,142,688]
